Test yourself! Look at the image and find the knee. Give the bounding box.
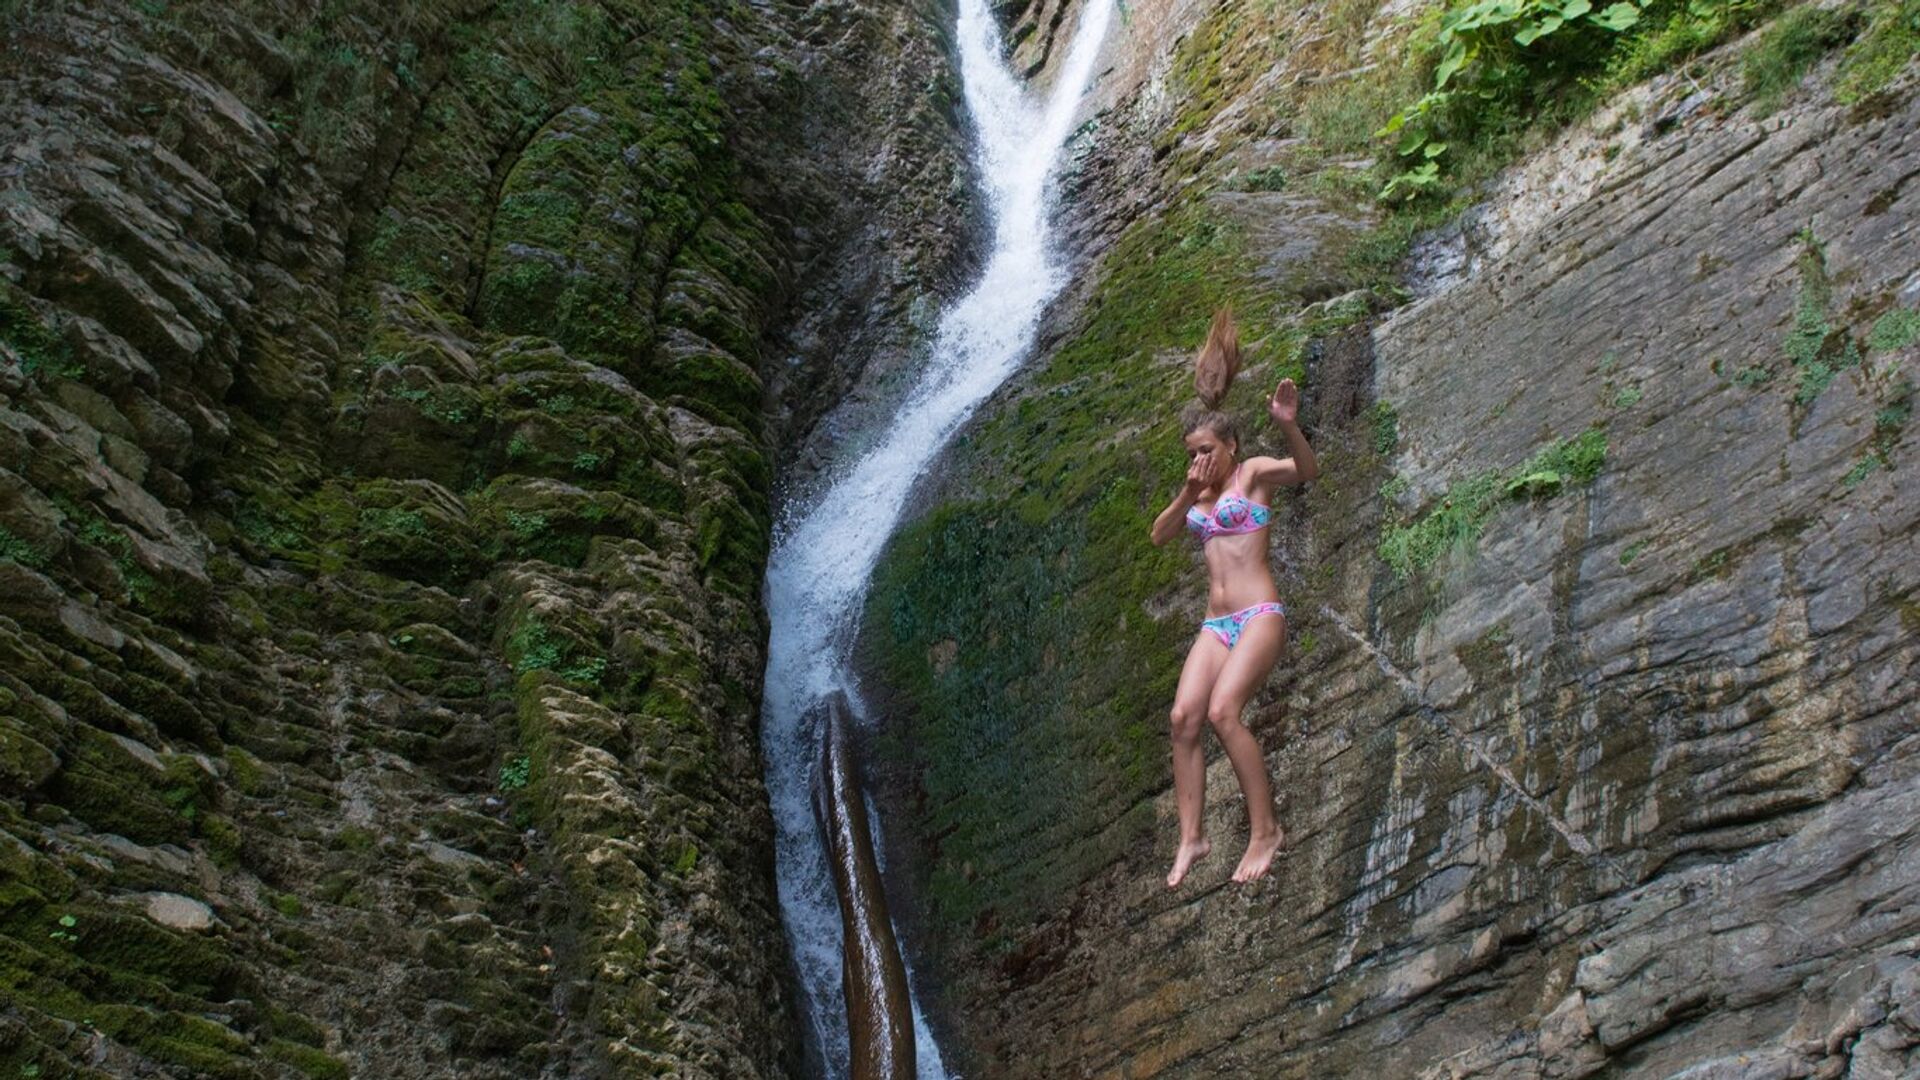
[1206,701,1243,732]
[1169,704,1204,742]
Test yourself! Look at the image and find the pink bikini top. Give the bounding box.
[1185,465,1272,543]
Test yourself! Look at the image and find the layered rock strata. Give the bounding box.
[0,0,970,1076]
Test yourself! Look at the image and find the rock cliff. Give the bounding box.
[0,0,970,1076]
[866,0,1919,1075]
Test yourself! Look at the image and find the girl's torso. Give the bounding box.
[1186,463,1281,616]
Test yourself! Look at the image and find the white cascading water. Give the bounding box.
[759,0,1115,1075]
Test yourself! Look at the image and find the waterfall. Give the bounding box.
[758,0,1115,1074]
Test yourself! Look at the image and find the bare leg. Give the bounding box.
[1204,613,1288,882]
[1167,630,1228,887]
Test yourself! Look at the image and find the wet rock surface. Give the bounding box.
[863,2,1919,1077]
[0,1,970,1077]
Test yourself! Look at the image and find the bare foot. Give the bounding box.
[1166,837,1212,888]
[1232,827,1284,883]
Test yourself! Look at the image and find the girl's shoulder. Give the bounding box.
[1239,454,1288,479]
[1239,455,1299,495]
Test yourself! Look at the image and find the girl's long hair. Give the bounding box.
[1184,308,1241,447]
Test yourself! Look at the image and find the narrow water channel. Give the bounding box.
[757,0,1115,1074]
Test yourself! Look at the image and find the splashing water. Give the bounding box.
[759,1,1115,1074]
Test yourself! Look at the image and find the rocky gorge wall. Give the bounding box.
[866,0,1919,1075]
[0,0,972,1076]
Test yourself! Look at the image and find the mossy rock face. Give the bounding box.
[46,732,192,848]
[0,717,61,794]
[344,478,482,583]
[0,0,976,1070]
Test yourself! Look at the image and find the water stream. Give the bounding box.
[758,1,1115,1074]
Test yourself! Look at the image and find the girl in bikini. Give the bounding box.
[1148,310,1318,887]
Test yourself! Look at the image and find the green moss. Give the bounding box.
[497,754,531,791]
[1158,2,1254,150]
[0,286,80,381]
[83,1008,259,1080]
[0,528,50,569]
[556,655,607,685]
[1380,471,1503,578]
[1835,0,1920,103]
[224,748,268,796]
[1525,426,1608,485]
[1233,165,1291,191]
[1693,546,1733,580]
[66,910,235,999]
[507,620,565,675]
[387,384,478,426]
[1371,401,1401,456]
[231,500,306,560]
[49,733,193,847]
[1842,378,1913,489]
[334,826,376,852]
[265,1039,347,1080]
[1606,0,1781,86]
[1841,455,1880,487]
[505,618,607,690]
[198,814,243,868]
[671,842,698,874]
[1380,427,1608,578]
[1043,202,1267,393]
[1742,3,1859,113]
[1869,306,1920,352]
[53,499,169,613]
[159,755,216,824]
[868,476,1191,933]
[263,1004,328,1048]
[441,674,486,698]
[659,349,766,431]
[1783,228,1863,406]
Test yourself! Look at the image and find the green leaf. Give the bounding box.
[1560,0,1592,17]
[1397,128,1428,155]
[58,915,77,928]
[1590,2,1641,30]
[1451,0,1523,31]
[1514,14,1563,45]
[1424,141,1449,158]
[1435,38,1474,89]
[1380,161,1442,200]
[1375,111,1410,138]
[1505,470,1564,497]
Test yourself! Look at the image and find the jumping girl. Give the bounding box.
[1148,310,1318,887]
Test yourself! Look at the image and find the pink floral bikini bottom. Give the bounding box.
[1200,601,1286,649]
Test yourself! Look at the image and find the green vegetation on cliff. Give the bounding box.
[1373,0,1876,197]
[1378,428,1607,577]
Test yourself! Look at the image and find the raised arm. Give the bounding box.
[1244,378,1319,488]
